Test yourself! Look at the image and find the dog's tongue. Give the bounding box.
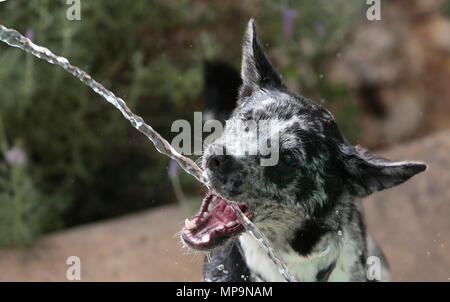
[181,192,251,250]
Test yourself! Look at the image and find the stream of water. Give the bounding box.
[0,24,296,282]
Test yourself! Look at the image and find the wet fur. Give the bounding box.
[200,19,426,282]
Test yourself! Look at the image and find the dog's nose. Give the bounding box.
[207,155,239,175]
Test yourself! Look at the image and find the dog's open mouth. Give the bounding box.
[181,191,251,250]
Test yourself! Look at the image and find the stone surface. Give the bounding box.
[327,2,450,148]
[364,130,450,281]
[0,205,203,281]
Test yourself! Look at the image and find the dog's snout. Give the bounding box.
[207,155,239,175]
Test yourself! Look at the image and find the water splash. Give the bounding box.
[0,24,204,185]
[0,24,296,282]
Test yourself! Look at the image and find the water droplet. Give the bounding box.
[205,252,212,262]
[223,269,229,274]
[217,264,224,271]
[337,230,343,236]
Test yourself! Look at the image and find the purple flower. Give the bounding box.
[25,28,34,41]
[283,7,298,37]
[168,159,179,178]
[4,146,26,167]
[315,22,325,38]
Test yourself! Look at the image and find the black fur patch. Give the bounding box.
[295,174,316,202]
[316,261,337,282]
[264,161,297,189]
[290,220,330,256]
[203,238,251,282]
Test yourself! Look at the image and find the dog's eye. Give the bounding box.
[281,152,296,166]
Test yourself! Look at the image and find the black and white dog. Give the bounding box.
[181,19,426,282]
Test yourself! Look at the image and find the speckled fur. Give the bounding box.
[201,19,426,282]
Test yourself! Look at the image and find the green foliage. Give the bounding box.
[0,161,69,247]
[0,118,69,247]
[442,0,450,17]
[0,0,362,246]
[255,0,363,142]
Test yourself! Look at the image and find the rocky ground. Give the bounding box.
[0,205,203,281]
[364,130,450,281]
[0,130,449,281]
[327,0,450,149]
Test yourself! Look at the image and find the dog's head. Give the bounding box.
[182,19,426,251]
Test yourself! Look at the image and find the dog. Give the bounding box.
[181,19,426,282]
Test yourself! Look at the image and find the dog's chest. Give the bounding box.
[239,233,339,282]
[239,233,287,281]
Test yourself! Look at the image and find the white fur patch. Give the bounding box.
[239,231,344,282]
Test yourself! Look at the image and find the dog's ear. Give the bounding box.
[339,144,426,197]
[239,19,284,98]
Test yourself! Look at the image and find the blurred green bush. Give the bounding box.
[0,0,362,246]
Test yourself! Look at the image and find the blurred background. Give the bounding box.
[0,0,449,281]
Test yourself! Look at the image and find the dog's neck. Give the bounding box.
[253,190,346,249]
[239,229,342,282]
[238,194,350,282]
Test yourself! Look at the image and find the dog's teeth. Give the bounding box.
[226,221,237,227]
[202,234,210,243]
[207,201,213,212]
[185,219,196,230]
[203,212,208,218]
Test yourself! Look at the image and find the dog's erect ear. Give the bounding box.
[239,19,284,98]
[340,145,427,197]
